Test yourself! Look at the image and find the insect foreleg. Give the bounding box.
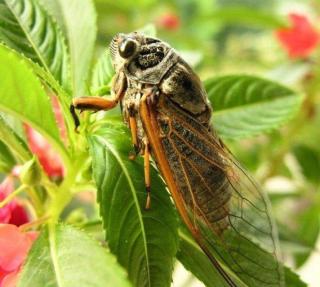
[70,71,127,131]
[70,97,119,131]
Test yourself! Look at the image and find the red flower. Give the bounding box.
[0,177,29,226]
[24,96,66,179]
[275,13,319,58]
[0,224,38,287]
[156,12,180,31]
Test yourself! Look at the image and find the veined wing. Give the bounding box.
[153,95,285,287]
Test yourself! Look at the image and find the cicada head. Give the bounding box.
[109,32,178,84]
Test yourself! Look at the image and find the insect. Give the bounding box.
[71,32,284,287]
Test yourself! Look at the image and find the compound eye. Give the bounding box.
[119,39,137,58]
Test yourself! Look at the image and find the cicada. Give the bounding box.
[71,33,284,287]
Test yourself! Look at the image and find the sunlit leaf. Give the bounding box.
[43,0,97,96]
[205,75,303,139]
[88,118,179,287]
[91,51,114,96]
[0,45,69,165]
[18,225,131,287]
[0,0,70,91]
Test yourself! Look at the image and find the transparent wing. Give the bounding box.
[157,96,285,287]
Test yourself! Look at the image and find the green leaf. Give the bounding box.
[178,229,307,287]
[0,0,70,91]
[43,0,97,96]
[88,118,179,287]
[293,205,320,267]
[0,140,16,173]
[292,145,320,184]
[201,7,287,29]
[0,45,69,166]
[284,267,308,287]
[18,224,131,287]
[91,51,114,96]
[205,75,303,139]
[177,229,232,287]
[0,116,31,163]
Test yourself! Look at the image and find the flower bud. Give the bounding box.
[19,157,42,186]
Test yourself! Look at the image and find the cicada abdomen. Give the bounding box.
[71,32,285,287]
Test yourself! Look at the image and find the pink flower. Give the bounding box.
[0,224,38,286]
[156,12,180,31]
[24,96,66,179]
[275,13,319,58]
[0,177,29,226]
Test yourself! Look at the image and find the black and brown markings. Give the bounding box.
[71,32,283,287]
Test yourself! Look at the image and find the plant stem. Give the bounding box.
[0,184,27,208]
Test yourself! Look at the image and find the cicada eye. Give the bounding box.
[119,39,137,58]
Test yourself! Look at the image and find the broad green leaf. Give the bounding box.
[177,229,231,287]
[201,7,287,29]
[293,205,320,267]
[205,75,303,139]
[44,0,97,96]
[88,118,179,287]
[0,140,16,173]
[178,229,307,287]
[0,45,69,166]
[91,51,114,96]
[0,0,70,90]
[292,145,320,184]
[18,224,131,287]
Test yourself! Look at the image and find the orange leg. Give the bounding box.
[144,140,151,210]
[70,71,126,131]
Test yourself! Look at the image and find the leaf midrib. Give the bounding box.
[212,94,301,116]
[5,0,52,78]
[98,136,151,286]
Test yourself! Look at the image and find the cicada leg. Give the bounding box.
[128,106,139,160]
[70,71,127,131]
[144,139,151,210]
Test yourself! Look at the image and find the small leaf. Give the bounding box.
[0,45,69,166]
[88,118,179,287]
[46,0,97,96]
[205,75,303,139]
[0,0,70,91]
[0,116,31,163]
[292,145,320,184]
[294,205,320,267]
[91,51,114,96]
[0,140,16,173]
[18,224,131,287]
